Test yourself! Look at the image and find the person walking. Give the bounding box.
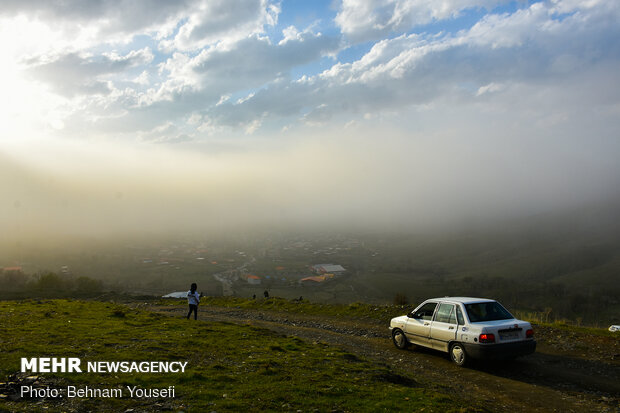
[187,283,200,320]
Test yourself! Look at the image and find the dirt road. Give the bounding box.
[151,305,620,412]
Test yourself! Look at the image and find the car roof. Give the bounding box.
[427,297,496,304]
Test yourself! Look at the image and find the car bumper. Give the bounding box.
[463,340,536,359]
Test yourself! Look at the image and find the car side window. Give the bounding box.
[456,306,465,325]
[434,303,455,324]
[412,302,438,320]
[449,306,457,324]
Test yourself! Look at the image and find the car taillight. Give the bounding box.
[526,329,534,338]
[479,333,495,343]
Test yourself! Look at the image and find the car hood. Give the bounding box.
[390,315,409,325]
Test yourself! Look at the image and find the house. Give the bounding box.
[300,276,327,284]
[242,274,261,285]
[312,264,346,275]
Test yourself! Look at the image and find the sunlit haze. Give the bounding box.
[1,0,619,240]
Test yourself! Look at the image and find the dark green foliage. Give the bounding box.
[0,272,103,299]
[393,293,408,306]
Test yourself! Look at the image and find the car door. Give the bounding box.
[404,302,438,346]
[429,302,457,352]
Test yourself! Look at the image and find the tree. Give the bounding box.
[394,293,408,306]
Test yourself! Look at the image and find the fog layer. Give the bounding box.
[2,121,619,241]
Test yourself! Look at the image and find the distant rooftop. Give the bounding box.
[313,264,346,272]
[301,276,326,283]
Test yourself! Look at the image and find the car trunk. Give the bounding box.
[482,321,528,342]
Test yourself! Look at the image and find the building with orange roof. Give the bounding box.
[243,274,261,285]
[300,276,326,283]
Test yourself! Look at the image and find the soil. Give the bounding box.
[150,304,620,413]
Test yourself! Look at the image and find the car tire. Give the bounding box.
[449,343,468,367]
[392,329,409,349]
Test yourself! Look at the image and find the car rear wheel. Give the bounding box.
[450,343,468,366]
[392,329,409,349]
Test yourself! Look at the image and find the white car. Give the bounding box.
[389,297,536,366]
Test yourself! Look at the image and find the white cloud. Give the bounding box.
[335,0,506,42]
[2,0,619,146]
[476,82,504,96]
[190,30,339,90]
[0,0,282,56]
[217,95,231,106]
[133,70,150,86]
[26,48,154,97]
[92,29,342,133]
[160,0,280,51]
[463,3,549,49]
[0,0,195,46]
[201,0,620,130]
[244,118,263,134]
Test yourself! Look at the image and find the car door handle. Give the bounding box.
[448,326,455,330]
[424,322,430,326]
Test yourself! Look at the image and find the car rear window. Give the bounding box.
[456,306,465,325]
[465,301,513,322]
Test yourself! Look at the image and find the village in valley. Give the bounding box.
[3,218,619,323]
[0,233,379,302]
[140,234,362,300]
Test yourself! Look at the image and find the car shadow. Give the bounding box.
[402,344,619,397]
[471,352,620,396]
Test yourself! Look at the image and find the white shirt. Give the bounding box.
[187,290,200,305]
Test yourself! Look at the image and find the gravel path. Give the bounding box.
[152,305,620,413]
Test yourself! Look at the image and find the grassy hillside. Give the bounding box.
[0,300,473,412]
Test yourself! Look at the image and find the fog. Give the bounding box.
[2,121,620,243]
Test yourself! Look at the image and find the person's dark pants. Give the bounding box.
[187,304,198,320]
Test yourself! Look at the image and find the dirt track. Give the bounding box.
[150,304,620,413]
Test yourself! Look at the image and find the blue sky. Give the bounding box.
[0,0,619,234]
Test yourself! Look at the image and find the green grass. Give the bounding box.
[159,296,617,337]
[0,300,475,412]
[530,320,619,338]
[158,296,408,321]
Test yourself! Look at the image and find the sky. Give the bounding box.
[1,0,619,238]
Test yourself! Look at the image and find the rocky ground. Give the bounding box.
[150,304,620,413]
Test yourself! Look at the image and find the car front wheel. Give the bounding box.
[450,343,468,366]
[392,329,409,349]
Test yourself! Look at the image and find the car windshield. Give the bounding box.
[465,301,513,322]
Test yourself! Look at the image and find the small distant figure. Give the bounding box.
[299,296,303,302]
[187,283,200,320]
[252,294,256,300]
[264,290,269,298]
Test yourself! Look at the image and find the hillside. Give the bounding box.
[0,299,473,412]
[1,297,618,412]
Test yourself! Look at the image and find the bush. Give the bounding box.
[394,293,408,306]
[75,276,103,293]
[34,273,66,291]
